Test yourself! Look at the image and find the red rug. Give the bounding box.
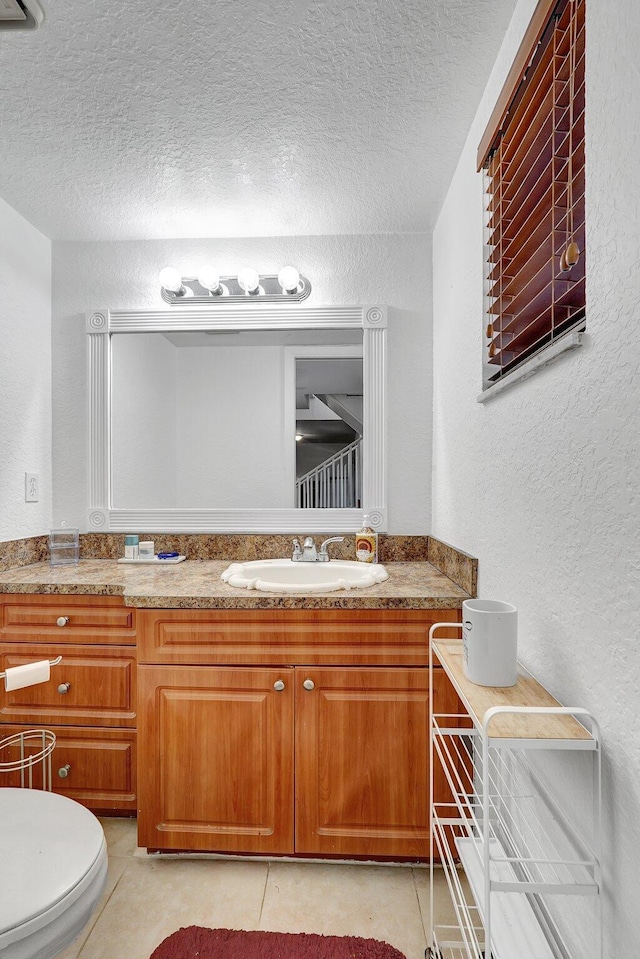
[149,926,407,958]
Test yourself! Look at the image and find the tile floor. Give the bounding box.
[56,819,459,959]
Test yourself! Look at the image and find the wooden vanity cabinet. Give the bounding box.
[0,594,137,812]
[138,665,295,854]
[295,665,459,858]
[137,608,461,858]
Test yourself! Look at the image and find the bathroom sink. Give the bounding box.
[221,559,389,593]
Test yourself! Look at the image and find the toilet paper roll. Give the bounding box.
[4,660,51,691]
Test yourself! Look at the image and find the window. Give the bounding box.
[479,0,585,392]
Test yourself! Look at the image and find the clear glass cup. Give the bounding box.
[48,527,80,566]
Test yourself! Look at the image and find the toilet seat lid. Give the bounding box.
[0,788,106,934]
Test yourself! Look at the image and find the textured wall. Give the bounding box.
[432,0,640,952]
[0,197,52,541]
[52,233,432,532]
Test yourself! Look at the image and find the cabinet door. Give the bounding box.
[295,666,458,858]
[0,644,136,727]
[0,723,136,812]
[137,665,294,854]
[0,594,136,645]
[138,609,460,667]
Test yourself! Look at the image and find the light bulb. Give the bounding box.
[278,266,300,293]
[159,267,184,294]
[237,267,261,294]
[197,267,221,294]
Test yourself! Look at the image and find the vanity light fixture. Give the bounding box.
[159,265,311,305]
[278,266,301,294]
[158,267,188,297]
[237,267,262,296]
[196,267,228,296]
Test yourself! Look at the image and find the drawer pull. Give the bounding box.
[57,764,71,779]
[273,680,286,691]
[303,679,315,691]
[56,616,69,627]
[57,682,71,694]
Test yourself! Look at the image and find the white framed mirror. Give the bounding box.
[86,304,387,533]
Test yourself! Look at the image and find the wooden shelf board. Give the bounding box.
[433,639,592,741]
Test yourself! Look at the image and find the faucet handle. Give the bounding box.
[292,538,302,562]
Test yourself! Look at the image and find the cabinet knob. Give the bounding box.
[273,680,286,691]
[56,616,69,627]
[57,682,71,694]
[303,679,315,691]
[57,764,71,779]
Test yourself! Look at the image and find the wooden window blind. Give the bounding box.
[479,0,585,389]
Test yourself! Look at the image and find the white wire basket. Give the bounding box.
[0,729,56,790]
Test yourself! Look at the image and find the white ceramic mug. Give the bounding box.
[462,599,518,687]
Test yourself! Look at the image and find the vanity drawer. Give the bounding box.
[0,644,136,727]
[0,723,137,812]
[137,609,461,666]
[0,594,136,645]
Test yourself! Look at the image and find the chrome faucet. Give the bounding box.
[291,536,344,562]
[318,536,344,562]
[301,536,318,562]
[292,537,316,562]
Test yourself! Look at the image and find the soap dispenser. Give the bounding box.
[355,514,378,563]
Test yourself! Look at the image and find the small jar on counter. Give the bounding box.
[138,540,155,559]
[124,535,139,559]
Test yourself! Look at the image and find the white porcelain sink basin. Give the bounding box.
[221,559,389,593]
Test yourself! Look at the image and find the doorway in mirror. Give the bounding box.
[294,356,363,509]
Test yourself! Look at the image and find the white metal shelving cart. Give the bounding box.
[428,627,602,959]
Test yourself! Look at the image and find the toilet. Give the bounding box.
[0,788,108,959]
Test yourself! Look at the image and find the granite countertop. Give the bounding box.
[0,560,470,609]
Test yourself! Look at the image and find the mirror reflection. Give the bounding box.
[111,329,363,510]
[295,357,362,508]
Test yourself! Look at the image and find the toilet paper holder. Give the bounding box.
[0,655,62,682]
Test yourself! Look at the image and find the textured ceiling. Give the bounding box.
[0,0,518,240]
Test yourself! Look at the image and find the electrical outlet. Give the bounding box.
[25,472,39,502]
